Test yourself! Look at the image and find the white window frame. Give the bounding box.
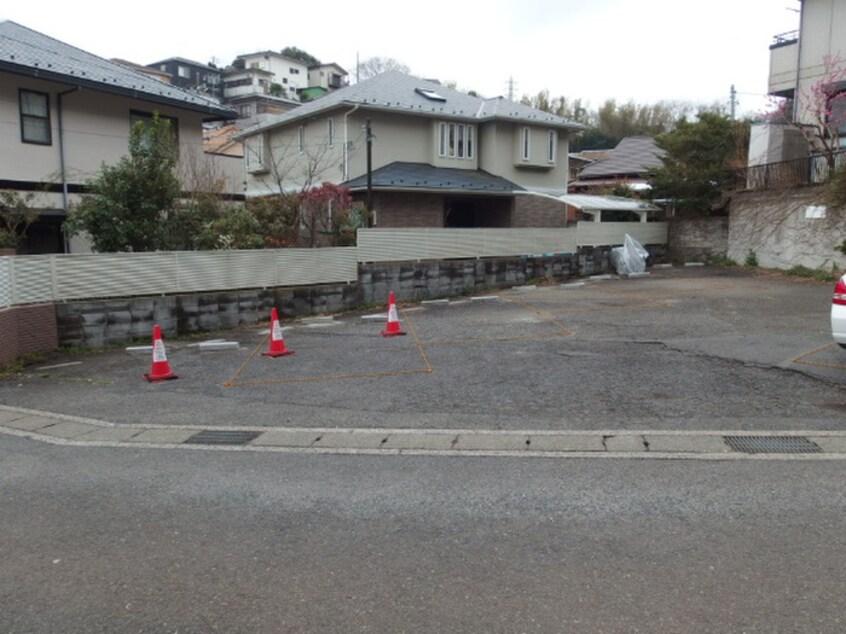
[521,127,531,161]
[327,118,335,147]
[438,122,475,160]
[177,65,191,79]
[246,134,265,172]
[547,130,557,164]
[298,126,305,153]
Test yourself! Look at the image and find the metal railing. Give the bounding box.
[771,30,799,47]
[741,151,846,191]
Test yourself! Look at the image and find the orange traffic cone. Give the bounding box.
[144,325,178,382]
[381,291,406,337]
[262,307,295,357]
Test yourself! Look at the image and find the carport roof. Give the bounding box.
[343,162,525,194]
[559,194,658,211]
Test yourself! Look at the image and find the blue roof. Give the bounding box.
[0,21,236,120]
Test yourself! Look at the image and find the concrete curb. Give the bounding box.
[3,405,846,460]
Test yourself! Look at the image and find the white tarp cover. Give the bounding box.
[610,234,650,275]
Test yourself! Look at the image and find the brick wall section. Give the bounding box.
[372,192,443,227]
[0,304,59,366]
[512,195,567,227]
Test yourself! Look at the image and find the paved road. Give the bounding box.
[3,433,846,633]
[3,266,846,632]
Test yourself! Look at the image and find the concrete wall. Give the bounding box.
[668,217,729,262]
[728,186,846,270]
[748,124,809,166]
[0,304,58,365]
[794,0,846,129]
[50,246,666,348]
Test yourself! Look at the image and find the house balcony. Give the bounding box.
[769,30,798,98]
[328,74,348,89]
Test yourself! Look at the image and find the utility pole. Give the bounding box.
[507,76,515,101]
[730,84,738,120]
[365,119,373,226]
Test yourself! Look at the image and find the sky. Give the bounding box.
[3,0,800,117]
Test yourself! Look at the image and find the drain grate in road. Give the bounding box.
[723,435,822,454]
[184,430,262,445]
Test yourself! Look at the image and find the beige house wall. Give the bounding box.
[478,122,570,193]
[794,0,846,128]
[769,41,799,95]
[3,72,241,253]
[244,112,347,195]
[2,75,210,184]
[347,111,433,177]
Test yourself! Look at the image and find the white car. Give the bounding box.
[833,274,846,348]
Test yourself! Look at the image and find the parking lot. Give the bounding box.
[1,266,844,433]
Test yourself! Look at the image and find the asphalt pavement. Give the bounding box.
[4,265,846,633]
[1,265,844,436]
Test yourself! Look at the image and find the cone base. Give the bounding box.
[381,330,406,337]
[262,350,295,358]
[144,372,178,382]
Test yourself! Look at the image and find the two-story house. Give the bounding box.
[752,0,846,166]
[238,71,584,228]
[0,21,237,253]
[147,57,223,99]
[307,63,349,91]
[236,52,309,99]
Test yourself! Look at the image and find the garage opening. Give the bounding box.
[443,196,511,228]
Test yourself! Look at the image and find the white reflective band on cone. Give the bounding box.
[152,339,167,363]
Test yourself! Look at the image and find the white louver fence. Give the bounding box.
[0,248,358,308]
[0,223,667,308]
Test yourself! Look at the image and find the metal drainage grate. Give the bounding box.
[184,430,262,446]
[723,435,822,454]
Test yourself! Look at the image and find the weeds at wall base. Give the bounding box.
[0,352,47,380]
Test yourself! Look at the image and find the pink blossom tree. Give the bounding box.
[797,54,846,171]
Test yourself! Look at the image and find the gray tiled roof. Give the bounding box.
[343,162,524,193]
[240,71,585,137]
[577,136,665,179]
[0,21,235,120]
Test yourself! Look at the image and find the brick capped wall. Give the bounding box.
[0,304,59,366]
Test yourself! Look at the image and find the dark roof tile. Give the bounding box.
[0,21,235,120]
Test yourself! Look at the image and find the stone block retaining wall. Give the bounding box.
[51,246,665,348]
[0,245,666,355]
